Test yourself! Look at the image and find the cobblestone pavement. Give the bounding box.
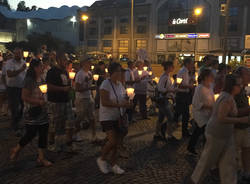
[0,115,246,184]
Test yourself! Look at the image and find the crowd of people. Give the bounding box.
[0,47,249,183]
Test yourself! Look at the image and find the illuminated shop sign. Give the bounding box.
[155,33,210,40]
[172,18,189,25]
[169,18,196,25]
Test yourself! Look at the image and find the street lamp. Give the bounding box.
[193,7,203,61]
[81,14,89,55]
[194,8,203,16]
[131,0,134,60]
[81,15,89,21]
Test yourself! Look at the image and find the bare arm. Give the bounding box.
[22,88,44,106]
[100,89,129,108]
[7,64,26,78]
[47,83,69,92]
[218,100,249,125]
[75,82,95,92]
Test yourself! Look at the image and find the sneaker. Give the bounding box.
[112,164,125,175]
[97,157,110,174]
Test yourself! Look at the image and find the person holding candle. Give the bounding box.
[10,59,52,167]
[75,59,97,142]
[5,48,26,136]
[188,74,250,184]
[175,57,194,138]
[95,61,107,109]
[233,66,250,181]
[154,61,178,141]
[125,61,136,123]
[133,61,150,120]
[97,62,131,175]
[187,69,215,156]
[46,53,75,153]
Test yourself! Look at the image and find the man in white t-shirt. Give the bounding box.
[133,61,150,120]
[175,57,194,138]
[75,59,97,141]
[6,48,26,133]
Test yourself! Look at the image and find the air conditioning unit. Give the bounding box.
[221,4,226,16]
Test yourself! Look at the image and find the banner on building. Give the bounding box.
[245,35,250,49]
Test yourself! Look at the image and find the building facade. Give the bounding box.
[81,0,250,63]
[0,6,87,51]
[0,12,26,51]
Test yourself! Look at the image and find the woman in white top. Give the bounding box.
[97,62,131,175]
[188,74,250,184]
[187,69,215,155]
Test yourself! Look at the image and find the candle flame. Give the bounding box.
[39,84,47,94]
[69,72,76,80]
[176,78,183,84]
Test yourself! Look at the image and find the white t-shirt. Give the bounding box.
[75,69,93,99]
[99,79,126,122]
[134,70,149,95]
[125,68,135,82]
[177,66,190,93]
[157,73,175,99]
[192,84,215,127]
[5,59,26,88]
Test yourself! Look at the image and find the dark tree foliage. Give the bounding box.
[16,1,38,11]
[16,1,26,11]
[5,32,75,53]
[0,0,10,10]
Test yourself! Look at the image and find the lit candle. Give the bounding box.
[149,71,153,76]
[26,63,30,67]
[143,66,148,71]
[138,70,143,76]
[176,78,183,84]
[69,71,76,80]
[214,94,219,101]
[23,51,29,58]
[91,65,95,70]
[248,97,250,106]
[93,74,99,81]
[105,68,108,73]
[39,84,48,94]
[126,88,135,100]
[195,73,198,82]
[153,77,159,84]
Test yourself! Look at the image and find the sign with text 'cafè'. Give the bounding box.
[169,18,195,25]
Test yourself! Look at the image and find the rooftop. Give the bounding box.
[0,5,87,20]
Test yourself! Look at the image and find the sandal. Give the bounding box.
[37,158,53,167]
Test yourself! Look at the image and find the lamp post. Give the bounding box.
[81,14,89,55]
[223,0,231,63]
[131,0,134,60]
[194,7,203,61]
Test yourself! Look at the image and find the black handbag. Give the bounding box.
[109,80,128,135]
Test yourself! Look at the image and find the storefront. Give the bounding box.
[155,33,210,63]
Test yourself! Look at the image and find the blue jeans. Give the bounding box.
[155,98,174,137]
